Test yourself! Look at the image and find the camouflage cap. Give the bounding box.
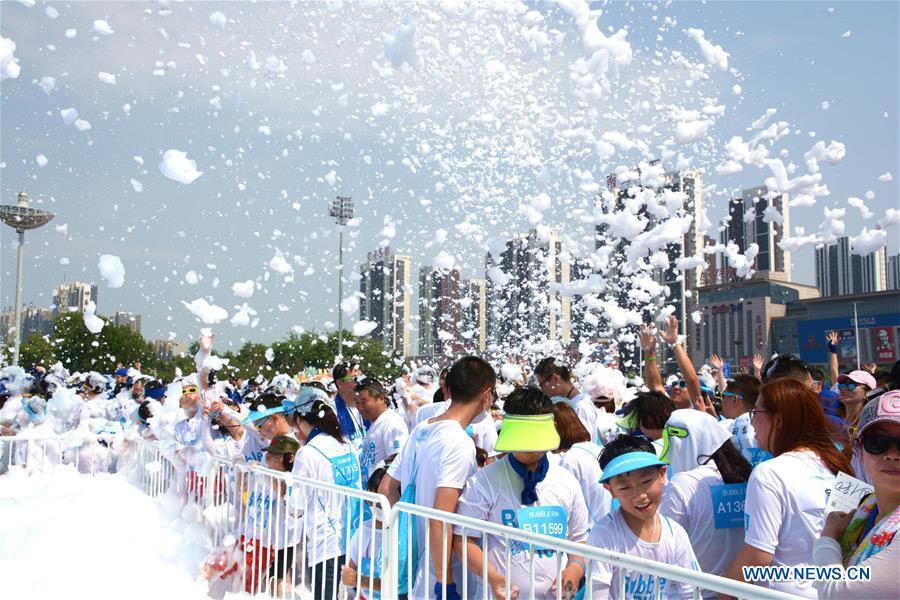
[263,434,300,455]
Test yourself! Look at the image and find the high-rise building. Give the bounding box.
[53,282,98,314]
[113,311,142,333]
[716,187,791,284]
[815,237,888,297]
[0,304,54,344]
[460,278,488,353]
[152,339,179,361]
[359,247,412,356]
[888,253,900,291]
[588,169,706,371]
[486,228,572,350]
[418,266,461,358]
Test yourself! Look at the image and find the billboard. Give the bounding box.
[796,313,900,364]
[874,327,896,362]
[838,330,857,360]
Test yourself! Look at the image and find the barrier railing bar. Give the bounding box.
[390,502,798,600]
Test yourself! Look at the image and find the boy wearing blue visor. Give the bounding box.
[588,434,699,599]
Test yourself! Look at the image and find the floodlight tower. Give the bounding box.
[329,196,354,359]
[1,192,55,365]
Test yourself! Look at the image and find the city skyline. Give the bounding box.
[1,1,898,350]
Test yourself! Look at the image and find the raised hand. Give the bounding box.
[695,392,719,418]
[661,315,680,345]
[200,331,214,352]
[709,353,724,370]
[752,353,764,371]
[826,331,839,346]
[639,323,658,352]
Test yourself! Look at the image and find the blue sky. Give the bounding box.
[1,1,897,351]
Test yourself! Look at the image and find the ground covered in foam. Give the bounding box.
[0,465,211,599]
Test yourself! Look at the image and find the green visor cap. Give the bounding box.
[495,414,561,453]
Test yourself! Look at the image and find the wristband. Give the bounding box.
[570,557,587,572]
[644,356,656,362]
[434,582,461,600]
[827,343,838,354]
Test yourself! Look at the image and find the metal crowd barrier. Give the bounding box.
[189,455,394,600]
[1,434,800,600]
[387,502,799,600]
[0,433,111,475]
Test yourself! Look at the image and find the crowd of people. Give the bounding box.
[1,319,898,599]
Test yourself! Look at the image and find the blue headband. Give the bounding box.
[145,387,166,400]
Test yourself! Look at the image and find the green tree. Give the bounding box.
[18,334,57,369]
[233,341,271,378]
[49,312,157,373]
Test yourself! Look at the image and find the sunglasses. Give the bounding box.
[722,391,743,400]
[182,385,199,394]
[838,383,858,391]
[861,434,900,455]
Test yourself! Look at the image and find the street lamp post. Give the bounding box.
[1,192,55,366]
[329,196,353,359]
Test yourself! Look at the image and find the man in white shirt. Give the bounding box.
[413,373,498,456]
[379,356,497,600]
[332,362,367,449]
[355,376,408,483]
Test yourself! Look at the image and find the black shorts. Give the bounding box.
[268,545,295,581]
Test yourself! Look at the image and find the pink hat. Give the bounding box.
[837,370,876,390]
[857,391,900,435]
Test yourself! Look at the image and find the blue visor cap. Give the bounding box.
[243,405,285,424]
[599,451,667,483]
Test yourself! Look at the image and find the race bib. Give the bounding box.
[516,505,567,551]
[711,483,746,529]
[330,452,361,489]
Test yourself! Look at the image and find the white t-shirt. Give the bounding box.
[727,412,772,467]
[360,408,408,483]
[744,450,836,598]
[239,425,267,463]
[588,510,699,599]
[566,393,600,444]
[558,442,612,529]
[455,456,589,598]
[389,419,476,599]
[659,464,744,589]
[243,479,302,550]
[291,432,362,565]
[346,521,385,600]
[413,401,498,455]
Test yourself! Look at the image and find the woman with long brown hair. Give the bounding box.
[725,378,852,598]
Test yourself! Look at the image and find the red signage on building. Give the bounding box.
[874,327,895,362]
